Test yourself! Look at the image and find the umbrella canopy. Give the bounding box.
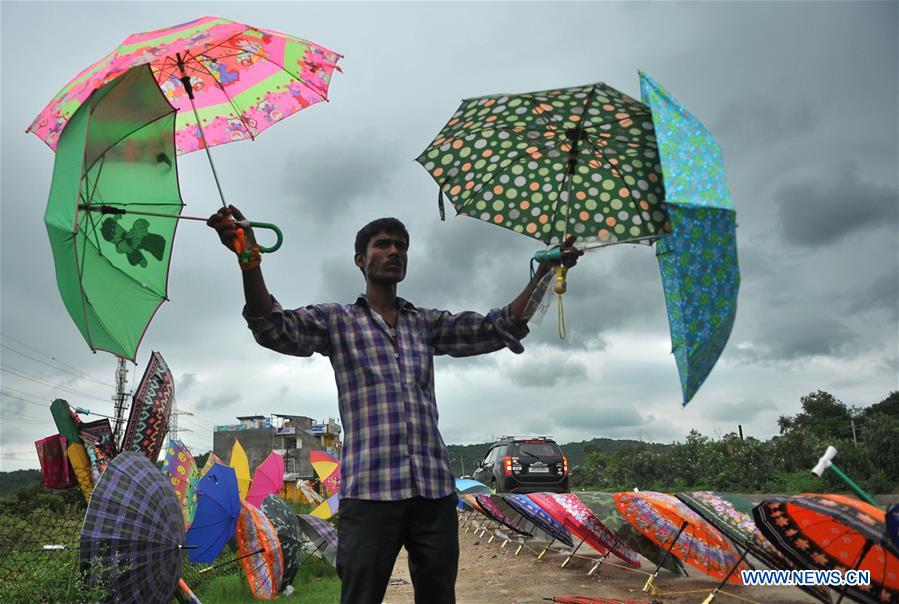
[50,398,94,500]
[575,492,686,576]
[80,451,184,603]
[185,462,240,563]
[34,434,78,489]
[247,451,285,508]
[296,514,338,567]
[475,494,534,538]
[530,492,640,567]
[229,440,251,501]
[754,494,899,604]
[310,450,340,496]
[261,494,303,591]
[640,72,739,405]
[122,351,174,461]
[162,439,199,530]
[310,492,339,520]
[614,491,748,582]
[79,418,117,480]
[29,16,341,155]
[236,500,284,601]
[416,82,669,249]
[44,65,183,362]
[502,493,574,547]
[455,478,493,495]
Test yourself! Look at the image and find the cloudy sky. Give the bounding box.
[1,1,896,471]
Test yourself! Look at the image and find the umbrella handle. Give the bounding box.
[236,220,284,255]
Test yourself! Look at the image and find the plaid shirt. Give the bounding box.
[245,294,529,501]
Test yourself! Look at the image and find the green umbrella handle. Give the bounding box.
[239,220,284,254]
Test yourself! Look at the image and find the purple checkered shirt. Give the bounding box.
[245,294,529,501]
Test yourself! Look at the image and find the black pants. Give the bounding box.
[337,494,459,604]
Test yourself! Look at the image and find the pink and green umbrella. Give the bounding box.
[28,16,342,156]
[162,439,200,530]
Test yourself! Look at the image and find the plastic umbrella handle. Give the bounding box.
[236,220,284,255]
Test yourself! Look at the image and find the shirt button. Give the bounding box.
[394,352,399,358]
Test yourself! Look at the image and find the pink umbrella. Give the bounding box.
[530,493,640,569]
[246,452,284,508]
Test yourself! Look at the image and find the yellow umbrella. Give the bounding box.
[229,441,251,501]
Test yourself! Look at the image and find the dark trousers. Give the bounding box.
[337,494,459,604]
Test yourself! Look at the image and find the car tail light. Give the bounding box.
[563,456,568,475]
[503,456,513,476]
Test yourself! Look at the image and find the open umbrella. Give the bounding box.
[184,462,240,563]
[310,492,339,520]
[754,494,899,604]
[80,451,185,603]
[121,351,174,461]
[639,72,739,405]
[236,500,284,601]
[261,494,303,591]
[199,452,222,479]
[475,494,533,539]
[296,514,338,567]
[228,439,251,501]
[614,491,749,594]
[677,491,831,603]
[530,492,640,569]
[162,439,199,530]
[247,451,284,508]
[310,450,340,496]
[575,492,686,577]
[456,478,493,495]
[503,493,574,558]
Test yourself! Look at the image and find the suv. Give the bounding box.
[472,436,569,494]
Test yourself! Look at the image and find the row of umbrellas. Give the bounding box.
[79,446,340,602]
[456,480,899,604]
[32,15,737,407]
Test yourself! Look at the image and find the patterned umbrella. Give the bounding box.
[677,491,832,603]
[229,439,251,501]
[530,492,640,568]
[417,83,668,250]
[80,451,185,603]
[310,450,340,496]
[162,439,199,530]
[640,72,739,405]
[502,493,574,554]
[247,451,284,508]
[236,500,284,601]
[296,514,338,567]
[754,494,899,604]
[122,351,174,461]
[199,452,222,479]
[261,495,303,591]
[79,418,117,482]
[614,491,748,594]
[310,492,339,520]
[50,398,94,501]
[185,462,240,563]
[475,494,533,538]
[575,492,686,576]
[29,16,341,156]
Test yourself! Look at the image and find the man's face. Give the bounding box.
[355,231,408,284]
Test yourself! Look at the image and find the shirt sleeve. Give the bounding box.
[243,296,332,357]
[426,305,529,356]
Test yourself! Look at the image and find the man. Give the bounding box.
[208,205,581,603]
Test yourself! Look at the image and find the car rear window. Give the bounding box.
[516,443,561,458]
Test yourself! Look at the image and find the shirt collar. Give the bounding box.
[354,294,419,314]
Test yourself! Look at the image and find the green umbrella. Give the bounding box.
[416,82,669,250]
[45,65,183,361]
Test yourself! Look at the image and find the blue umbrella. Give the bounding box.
[455,478,492,495]
[640,71,740,405]
[184,462,240,563]
[502,493,573,548]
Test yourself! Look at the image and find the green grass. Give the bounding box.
[193,556,340,603]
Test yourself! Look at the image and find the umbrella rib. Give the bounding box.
[243,47,331,103]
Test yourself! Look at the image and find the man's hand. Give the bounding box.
[207,204,257,252]
[538,234,583,276]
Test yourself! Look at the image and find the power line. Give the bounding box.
[0,364,113,404]
[0,332,117,387]
[0,343,116,388]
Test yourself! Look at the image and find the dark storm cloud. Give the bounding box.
[775,166,898,248]
[712,97,819,146]
[735,315,861,364]
[845,269,899,321]
[194,392,240,412]
[178,373,197,396]
[503,357,588,388]
[706,398,778,422]
[554,404,652,432]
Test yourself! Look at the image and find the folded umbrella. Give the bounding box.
[296,514,338,567]
[261,494,303,591]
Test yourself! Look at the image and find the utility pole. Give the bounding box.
[850,419,857,446]
[170,409,195,441]
[738,425,744,440]
[112,357,130,446]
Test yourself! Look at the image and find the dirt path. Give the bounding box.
[383,523,817,603]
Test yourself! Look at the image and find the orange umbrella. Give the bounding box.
[235,500,283,600]
[754,494,899,604]
[614,491,749,594]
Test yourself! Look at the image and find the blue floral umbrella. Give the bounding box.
[640,72,740,405]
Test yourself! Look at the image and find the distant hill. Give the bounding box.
[0,469,42,498]
[446,437,668,477]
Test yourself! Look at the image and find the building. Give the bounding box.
[213,414,341,480]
